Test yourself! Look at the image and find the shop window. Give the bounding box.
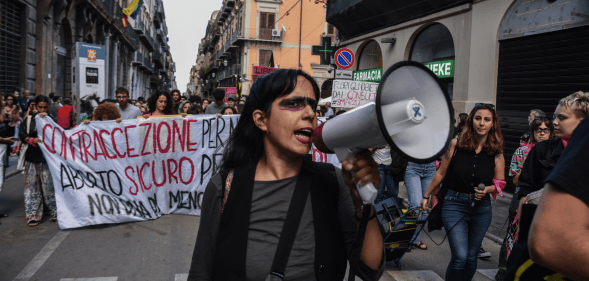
[410,23,455,100]
[357,40,383,70]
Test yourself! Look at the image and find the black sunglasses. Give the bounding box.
[534,116,549,121]
[475,103,495,110]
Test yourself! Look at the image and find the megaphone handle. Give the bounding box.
[333,147,379,204]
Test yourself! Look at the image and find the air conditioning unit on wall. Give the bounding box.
[272,29,281,37]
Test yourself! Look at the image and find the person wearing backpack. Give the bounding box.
[187,69,384,281]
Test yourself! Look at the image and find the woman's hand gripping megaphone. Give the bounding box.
[340,149,381,206]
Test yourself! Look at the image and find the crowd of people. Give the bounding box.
[1,75,588,280]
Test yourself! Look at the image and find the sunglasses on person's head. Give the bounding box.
[534,116,549,121]
[475,103,495,110]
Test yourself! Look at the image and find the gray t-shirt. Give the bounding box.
[189,167,385,281]
[118,104,142,119]
[204,102,225,115]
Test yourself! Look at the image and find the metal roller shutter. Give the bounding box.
[0,0,22,93]
[496,25,589,191]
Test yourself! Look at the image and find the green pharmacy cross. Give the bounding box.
[312,37,338,65]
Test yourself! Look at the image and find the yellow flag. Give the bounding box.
[123,0,141,16]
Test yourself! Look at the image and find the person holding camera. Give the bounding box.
[188,69,384,280]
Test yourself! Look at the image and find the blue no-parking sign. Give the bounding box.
[335,48,355,70]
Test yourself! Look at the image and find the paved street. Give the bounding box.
[1,168,507,281]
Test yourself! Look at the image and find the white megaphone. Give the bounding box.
[312,61,455,204]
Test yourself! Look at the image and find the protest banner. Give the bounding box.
[37,115,341,229]
[37,114,239,229]
[252,66,278,82]
[331,80,379,108]
[218,87,237,103]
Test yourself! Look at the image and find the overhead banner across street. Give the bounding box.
[36,115,340,229]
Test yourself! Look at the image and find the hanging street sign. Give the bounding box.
[424,60,455,78]
[353,68,382,82]
[311,37,338,65]
[335,69,353,80]
[334,48,355,69]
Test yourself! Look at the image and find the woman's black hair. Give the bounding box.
[147,90,174,114]
[219,69,320,171]
[221,106,237,115]
[35,95,50,105]
[4,93,16,104]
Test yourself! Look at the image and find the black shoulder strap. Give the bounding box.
[267,166,312,280]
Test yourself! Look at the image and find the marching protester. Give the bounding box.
[202,99,209,111]
[455,113,468,137]
[23,100,37,120]
[171,89,182,113]
[405,159,436,251]
[528,109,546,126]
[325,102,334,117]
[227,94,238,107]
[57,98,74,129]
[371,147,398,204]
[221,106,236,115]
[188,69,384,280]
[495,114,554,279]
[19,95,57,226]
[187,104,203,115]
[116,87,142,120]
[178,100,192,114]
[516,92,587,220]
[47,95,61,122]
[145,91,175,117]
[504,92,588,280]
[204,89,226,115]
[421,103,505,281]
[0,95,15,223]
[528,95,589,280]
[83,102,122,124]
[4,93,21,128]
[16,90,30,118]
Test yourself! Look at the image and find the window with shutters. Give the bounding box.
[0,1,23,93]
[327,23,335,35]
[259,50,272,66]
[259,12,275,40]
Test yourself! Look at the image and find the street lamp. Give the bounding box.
[206,79,209,83]
[212,72,216,78]
[223,59,228,66]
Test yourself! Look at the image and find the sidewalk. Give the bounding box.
[397,181,511,244]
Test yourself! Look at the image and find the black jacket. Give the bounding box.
[19,115,46,163]
[517,138,564,199]
[210,158,348,281]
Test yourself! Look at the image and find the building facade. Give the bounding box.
[195,0,337,99]
[0,0,175,100]
[326,0,589,188]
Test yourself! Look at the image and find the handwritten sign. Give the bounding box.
[331,80,379,108]
[252,66,278,82]
[37,115,239,229]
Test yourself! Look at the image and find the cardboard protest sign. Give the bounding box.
[331,80,379,108]
[37,115,239,229]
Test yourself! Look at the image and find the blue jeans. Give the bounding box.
[405,161,436,244]
[374,164,398,204]
[442,190,493,281]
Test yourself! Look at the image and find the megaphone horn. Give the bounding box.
[312,61,454,204]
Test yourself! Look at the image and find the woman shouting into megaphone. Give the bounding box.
[187,69,384,281]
